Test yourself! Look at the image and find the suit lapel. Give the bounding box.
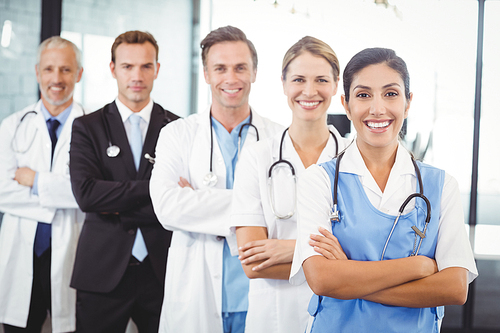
[105,102,137,178]
[137,103,164,179]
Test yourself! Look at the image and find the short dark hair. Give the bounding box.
[343,48,410,102]
[200,26,258,70]
[282,36,339,81]
[111,30,159,63]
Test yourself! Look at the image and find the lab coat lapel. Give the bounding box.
[137,104,163,179]
[52,103,84,167]
[194,110,226,189]
[106,103,137,178]
[32,101,52,171]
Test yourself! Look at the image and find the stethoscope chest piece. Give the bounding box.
[107,145,120,158]
[203,172,218,187]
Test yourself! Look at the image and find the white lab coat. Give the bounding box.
[0,101,85,332]
[150,108,283,333]
[230,126,349,333]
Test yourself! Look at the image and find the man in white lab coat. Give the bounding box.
[150,26,283,333]
[0,36,85,333]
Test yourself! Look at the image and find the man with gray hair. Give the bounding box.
[0,36,85,332]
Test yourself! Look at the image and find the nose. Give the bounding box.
[131,67,143,81]
[302,81,317,97]
[224,68,238,84]
[370,95,386,116]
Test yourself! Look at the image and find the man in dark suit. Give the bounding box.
[69,30,179,333]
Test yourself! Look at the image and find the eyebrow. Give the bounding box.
[353,83,401,90]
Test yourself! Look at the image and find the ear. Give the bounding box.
[332,77,339,96]
[154,62,161,79]
[35,65,40,84]
[341,95,352,120]
[76,67,84,83]
[281,75,286,95]
[404,92,413,119]
[110,61,116,79]
[203,67,210,84]
[252,68,257,84]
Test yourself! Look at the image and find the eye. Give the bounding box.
[123,64,132,70]
[318,78,328,83]
[386,91,398,97]
[292,78,304,83]
[356,93,370,98]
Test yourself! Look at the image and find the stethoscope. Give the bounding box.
[102,111,155,164]
[203,111,259,187]
[11,110,38,154]
[268,127,339,219]
[329,151,432,260]
[11,106,86,154]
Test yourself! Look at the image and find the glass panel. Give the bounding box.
[0,0,41,122]
[61,0,194,117]
[473,1,500,329]
[475,0,500,253]
[473,260,500,329]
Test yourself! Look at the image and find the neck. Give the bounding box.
[118,96,150,113]
[288,115,330,148]
[210,103,250,133]
[356,139,398,192]
[42,97,73,117]
[288,117,330,168]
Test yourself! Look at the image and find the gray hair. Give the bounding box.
[36,36,82,69]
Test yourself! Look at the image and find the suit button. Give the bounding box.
[216,236,225,241]
[128,229,135,235]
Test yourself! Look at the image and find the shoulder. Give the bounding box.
[252,110,285,136]
[152,103,181,124]
[74,102,111,125]
[159,111,203,142]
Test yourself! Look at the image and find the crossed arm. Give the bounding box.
[305,227,468,308]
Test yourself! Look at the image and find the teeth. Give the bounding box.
[50,86,63,91]
[299,101,320,107]
[224,89,239,94]
[367,121,390,129]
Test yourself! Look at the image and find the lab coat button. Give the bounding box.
[128,229,135,235]
[214,274,221,279]
[216,236,225,241]
[218,157,223,164]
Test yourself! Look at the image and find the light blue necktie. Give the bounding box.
[128,114,148,261]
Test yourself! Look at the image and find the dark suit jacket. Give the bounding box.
[69,101,179,293]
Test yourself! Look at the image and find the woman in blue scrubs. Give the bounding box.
[290,48,478,333]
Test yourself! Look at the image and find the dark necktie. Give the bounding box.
[34,118,60,257]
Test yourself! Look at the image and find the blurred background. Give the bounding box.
[0,0,498,331]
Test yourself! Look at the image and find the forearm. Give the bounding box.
[363,267,468,307]
[236,226,295,280]
[303,255,436,299]
[241,261,291,280]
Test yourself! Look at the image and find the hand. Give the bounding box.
[415,255,439,278]
[178,177,194,190]
[239,239,295,271]
[14,167,36,187]
[309,227,348,260]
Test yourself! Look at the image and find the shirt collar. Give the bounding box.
[40,102,73,126]
[339,140,415,177]
[115,97,154,124]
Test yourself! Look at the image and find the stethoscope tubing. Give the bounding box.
[268,127,339,219]
[331,149,432,260]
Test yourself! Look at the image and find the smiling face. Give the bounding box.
[283,52,338,124]
[342,63,412,152]
[110,42,160,112]
[203,41,256,115]
[36,46,83,115]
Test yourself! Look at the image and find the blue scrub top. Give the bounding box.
[212,115,251,313]
[307,159,445,333]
